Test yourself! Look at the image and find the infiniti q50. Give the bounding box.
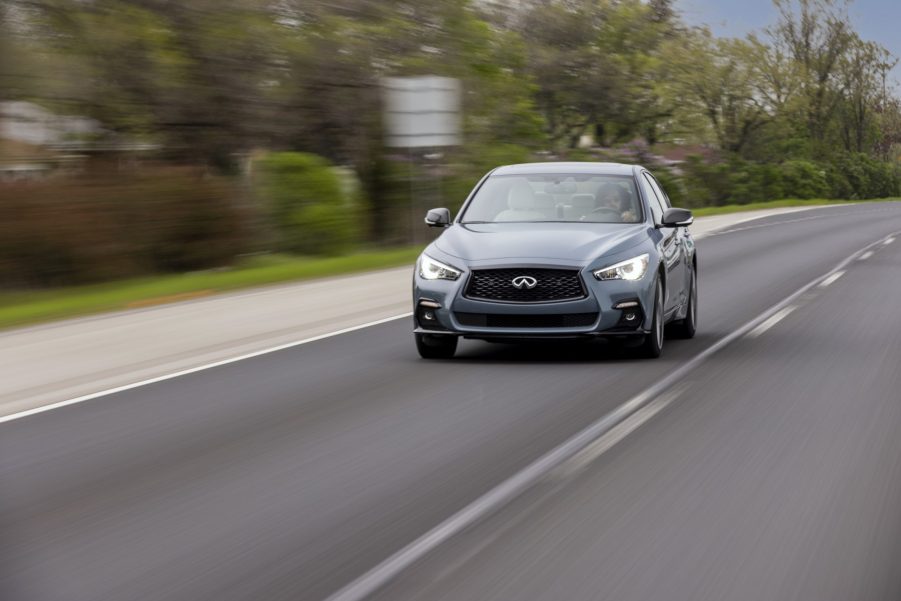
[413,162,697,359]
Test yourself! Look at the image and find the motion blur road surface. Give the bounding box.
[3,204,901,601]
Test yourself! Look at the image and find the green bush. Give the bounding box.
[830,153,901,199]
[0,168,247,288]
[756,164,787,200]
[679,156,731,206]
[676,153,900,206]
[778,160,829,199]
[255,152,359,255]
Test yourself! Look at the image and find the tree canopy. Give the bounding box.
[2,0,899,207]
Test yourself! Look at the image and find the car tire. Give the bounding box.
[639,278,664,358]
[415,333,458,359]
[670,266,697,339]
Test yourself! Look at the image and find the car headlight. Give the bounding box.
[593,253,649,281]
[419,254,462,281]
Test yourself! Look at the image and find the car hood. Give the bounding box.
[434,222,648,263]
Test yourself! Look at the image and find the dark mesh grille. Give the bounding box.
[465,268,585,303]
[455,312,598,328]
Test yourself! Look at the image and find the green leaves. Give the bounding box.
[256,152,360,256]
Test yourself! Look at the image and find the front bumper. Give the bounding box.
[414,259,657,340]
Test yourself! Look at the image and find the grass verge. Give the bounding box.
[0,246,423,331]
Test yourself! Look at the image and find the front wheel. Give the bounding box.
[639,278,664,358]
[415,333,458,359]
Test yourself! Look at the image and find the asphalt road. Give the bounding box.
[3,203,901,601]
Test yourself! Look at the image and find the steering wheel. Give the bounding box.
[589,206,622,217]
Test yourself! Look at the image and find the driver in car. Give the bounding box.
[595,183,637,222]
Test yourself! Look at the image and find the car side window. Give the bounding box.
[640,173,666,224]
[647,174,672,208]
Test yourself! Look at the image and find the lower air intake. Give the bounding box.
[454,312,598,328]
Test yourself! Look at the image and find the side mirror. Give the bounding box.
[425,207,452,227]
[660,207,693,228]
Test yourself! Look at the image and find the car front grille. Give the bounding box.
[454,312,598,329]
[464,268,586,303]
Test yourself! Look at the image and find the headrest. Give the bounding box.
[569,193,597,209]
[507,181,537,210]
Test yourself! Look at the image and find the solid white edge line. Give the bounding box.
[554,382,692,479]
[818,270,845,288]
[323,230,901,601]
[0,313,412,425]
[747,306,797,338]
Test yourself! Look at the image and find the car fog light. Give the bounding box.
[614,301,639,309]
[423,311,435,321]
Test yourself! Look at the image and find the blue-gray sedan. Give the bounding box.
[413,162,697,358]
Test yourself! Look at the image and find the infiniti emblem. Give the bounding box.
[511,275,538,289]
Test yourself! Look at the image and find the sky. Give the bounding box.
[678,0,901,85]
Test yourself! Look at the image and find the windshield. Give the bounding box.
[460,173,642,224]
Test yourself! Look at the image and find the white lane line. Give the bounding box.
[747,306,797,339]
[0,313,412,425]
[554,383,691,480]
[323,230,901,601]
[818,271,845,288]
[884,237,895,245]
[859,250,874,260]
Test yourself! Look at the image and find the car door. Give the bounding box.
[649,173,694,287]
[640,172,686,315]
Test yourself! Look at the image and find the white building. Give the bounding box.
[0,101,100,147]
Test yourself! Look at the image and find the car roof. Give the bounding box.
[490,162,640,177]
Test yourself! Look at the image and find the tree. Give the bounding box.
[0,3,34,102]
[509,0,680,149]
[836,36,895,153]
[767,0,853,149]
[669,29,769,153]
[11,0,286,169]
[510,0,606,148]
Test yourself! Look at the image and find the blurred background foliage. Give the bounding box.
[255,152,360,256]
[0,168,246,286]
[2,0,901,287]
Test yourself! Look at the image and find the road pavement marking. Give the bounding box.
[0,313,412,425]
[554,382,691,480]
[859,250,874,260]
[323,230,901,601]
[885,237,895,245]
[747,306,797,338]
[818,271,845,288]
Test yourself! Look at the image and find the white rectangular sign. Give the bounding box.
[383,76,461,148]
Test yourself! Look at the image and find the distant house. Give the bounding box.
[1,101,101,147]
[0,101,103,179]
[0,101,159,179]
